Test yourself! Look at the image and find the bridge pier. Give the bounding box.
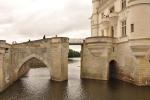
[81,37,113,80]
[50,37,69,81]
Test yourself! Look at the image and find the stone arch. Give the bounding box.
[16,54,51,78]
[108,60,118,79]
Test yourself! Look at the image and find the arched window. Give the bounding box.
[122,0,126,10]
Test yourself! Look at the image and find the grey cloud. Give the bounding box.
[0,0,92,42]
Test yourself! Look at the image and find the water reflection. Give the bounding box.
[0,58,150,100]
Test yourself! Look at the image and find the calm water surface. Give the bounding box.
[0,58,150,100]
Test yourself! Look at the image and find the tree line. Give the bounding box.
[68,49,80,58]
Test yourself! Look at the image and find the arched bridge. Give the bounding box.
[0,37,69,92]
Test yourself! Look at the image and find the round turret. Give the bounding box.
[128,0,150,39]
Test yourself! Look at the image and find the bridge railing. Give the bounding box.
[69,38,84,45]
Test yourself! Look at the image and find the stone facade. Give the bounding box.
[91,0,150,38]
[0,37,69,92]
[81,0,150,86]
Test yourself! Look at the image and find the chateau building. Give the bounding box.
[80,0,150,86]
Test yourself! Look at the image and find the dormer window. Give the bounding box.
[110,6,115,13]
[122,0,126,10]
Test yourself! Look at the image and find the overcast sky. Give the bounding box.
[0,0,92,43]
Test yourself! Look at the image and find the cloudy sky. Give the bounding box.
[0,0,92,43]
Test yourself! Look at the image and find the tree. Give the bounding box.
[68,49,80,58]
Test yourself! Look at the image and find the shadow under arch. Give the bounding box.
[109,60,118,80]
[16,54,51,78]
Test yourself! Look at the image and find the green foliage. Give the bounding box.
[68,49,80,58]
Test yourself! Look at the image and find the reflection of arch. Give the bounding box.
[16,54,50,76]
[109,60,118,79]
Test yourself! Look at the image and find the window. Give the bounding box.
[122,0,126,10]
[110,6,115,13]
[101,12,104,19]
[111,26,114,37]
[122,20,126,37]
[131,24,134,32]
[101,30,104,36]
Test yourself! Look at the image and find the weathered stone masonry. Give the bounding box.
[83,0,150,86]
[81,37,150,86]
[1,36,150,93]
[0,37,69,92]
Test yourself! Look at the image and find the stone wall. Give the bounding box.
[81,37,113,80]
[0,40,12,92]
[81,37,150,86]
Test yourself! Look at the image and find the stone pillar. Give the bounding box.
[0,41,6,92]
[0,51,5,92]
[81,37,113,80]
[50,37,69,81]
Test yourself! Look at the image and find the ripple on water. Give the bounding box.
[0,58,150,100]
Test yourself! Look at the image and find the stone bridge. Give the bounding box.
[0,37,69,92]
[1,36,150,92]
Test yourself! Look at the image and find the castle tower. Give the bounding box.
[91,0,117,37]
[91,0,100,36]
[127,0,150,39]
[127,0,150,85]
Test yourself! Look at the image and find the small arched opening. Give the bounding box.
[68,44,81,79]
[109,60,118,80]
[17,57,50,79]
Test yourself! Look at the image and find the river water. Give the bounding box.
[0,58,150,100]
